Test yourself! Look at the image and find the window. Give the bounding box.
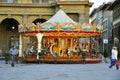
[42,0,48,3]
[7,0,13,3]
[32,0,49,3]
[0,0,17,3]
[32,0,40,3]
[103,20,108,32]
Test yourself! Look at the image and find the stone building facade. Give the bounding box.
[0,0,92,52]
[108,0,120,58]
[90,3,113,55]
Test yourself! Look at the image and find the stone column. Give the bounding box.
[85,13,89,23]
[22,14,28,25]
[79,13,85,24]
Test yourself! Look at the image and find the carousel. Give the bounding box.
[18,9,103,63]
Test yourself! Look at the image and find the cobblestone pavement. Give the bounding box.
[0,60,119,80]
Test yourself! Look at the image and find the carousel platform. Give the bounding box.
[20,54,102,64]
[39,58,102,64]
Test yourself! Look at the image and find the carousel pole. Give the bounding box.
[19,35,22,57]
[36,33,43,60]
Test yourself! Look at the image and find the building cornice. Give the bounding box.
[0,3,53,8]
[56,1,93,7]
[108,0,120,10]
[0,12,53,15]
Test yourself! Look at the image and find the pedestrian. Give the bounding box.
[99,52,103,62]
[81,51,86,64]
[0,49,2,57]
[109,46,119,70]
[9,45,19,67]
[103,49,108,63]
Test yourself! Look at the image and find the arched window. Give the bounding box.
[33,18,47,25]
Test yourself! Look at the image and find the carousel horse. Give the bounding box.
[59,49,69,57]
[41,42,52,55]
[50,43,58,58]
[67,47,81,56]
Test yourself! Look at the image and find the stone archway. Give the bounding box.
[32,18,47,25]
[0,18,19,31]
[0,18,20,51]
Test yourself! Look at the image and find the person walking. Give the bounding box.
[109,46,119,70]
[9,45,19,67]
[103,49,108,63]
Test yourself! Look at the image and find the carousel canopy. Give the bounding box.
[18,9,103,37]
[41,9,77,30]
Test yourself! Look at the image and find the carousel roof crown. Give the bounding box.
[46,9,77,24]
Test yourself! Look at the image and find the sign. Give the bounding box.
[103,39,108,44]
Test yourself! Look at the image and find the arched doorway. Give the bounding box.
[0,18,20,51]
[32,18,47,25]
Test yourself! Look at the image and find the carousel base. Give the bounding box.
[20,55,102,64]
[38,58,101,64]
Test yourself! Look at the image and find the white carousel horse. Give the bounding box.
[50,43,58,58]
[67,47,81,56]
